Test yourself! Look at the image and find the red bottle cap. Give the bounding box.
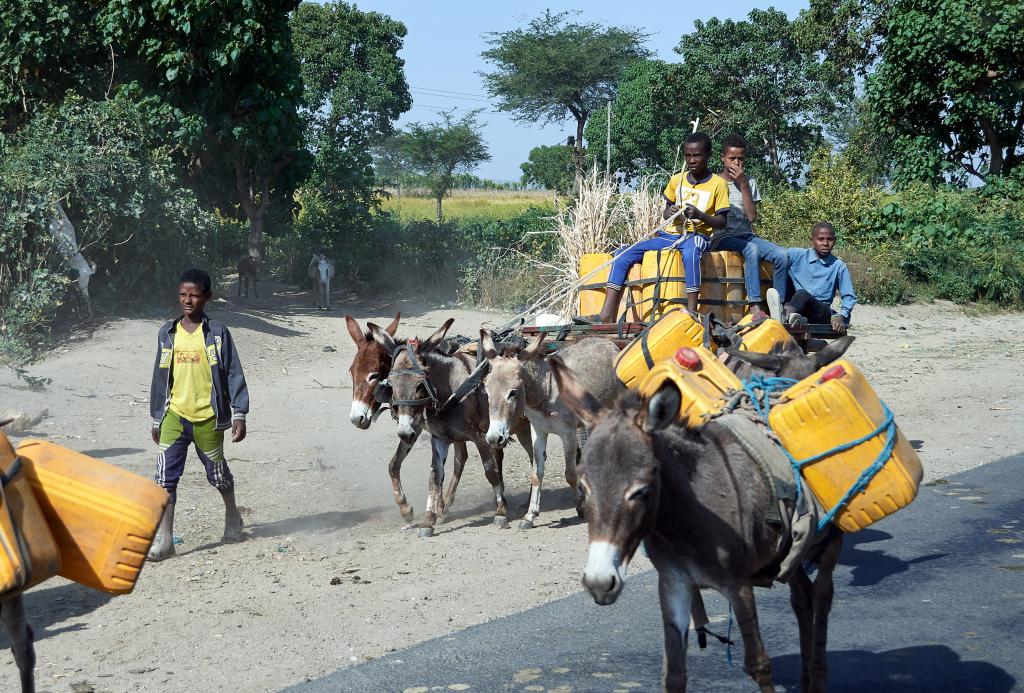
[820,364,847,383]
[674,347,701,370]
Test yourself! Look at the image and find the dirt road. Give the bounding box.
[1,282,1021,692]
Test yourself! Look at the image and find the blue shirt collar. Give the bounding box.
[806,250,836,266]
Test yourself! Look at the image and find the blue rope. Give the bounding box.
[737,375,900,532]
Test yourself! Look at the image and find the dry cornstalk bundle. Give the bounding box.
[621,174,665,247]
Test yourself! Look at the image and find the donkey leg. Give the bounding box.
[441,441,468,516]
[788,567,815,692]
[475,442,509,528]
[808,531,843,693]
[389,435,418,523]
[657,567,694,692]
[730,585,774,692]
[560,427,585,517]
[520,426,547,530]
[419,435,449,537]
[1,594,36,693]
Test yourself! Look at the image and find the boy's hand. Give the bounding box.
[664,203,681,220]
[683,203,701,220]
[231,420,247,443]
[831,314,848,334]
[727,161,748,188]
[151,427,160,445]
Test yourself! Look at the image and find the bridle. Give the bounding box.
[372,339,491,419]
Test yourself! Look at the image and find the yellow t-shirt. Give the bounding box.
[169,324,215,422]
[663,172,730,234]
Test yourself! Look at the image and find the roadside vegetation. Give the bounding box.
[1,0,1022,383]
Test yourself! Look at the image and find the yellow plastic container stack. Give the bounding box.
[636,346,742,428]
[614,309,709,388]
[769,360,923,532]
[16,439,170,594]
[577,253,643,321]
[0,432,61,594]
[639,249,774,323]
[734,315,798,354]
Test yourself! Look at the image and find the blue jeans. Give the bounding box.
[713,235,789,302]
[607,232,710,292]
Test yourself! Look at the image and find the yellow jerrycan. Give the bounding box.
[734,315,798,354]
[637,346,742,429]
[615,309,711,388]
[577,253,643,321]
[16,439,170,594]
[769,360,923,532]
[0,431,61,594]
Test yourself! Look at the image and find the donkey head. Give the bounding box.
[371,318,453,443]
[480,330,545,448]
[550,356,661,606]
[724,335,856,381]
[346,313,400,429]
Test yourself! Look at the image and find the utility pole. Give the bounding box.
[606,100,612,178]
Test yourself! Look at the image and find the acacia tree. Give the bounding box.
[480,10,649,175]
[400,111,490,223]
[866,0,1024,182]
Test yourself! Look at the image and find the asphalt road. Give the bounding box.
[289,453,1024,693]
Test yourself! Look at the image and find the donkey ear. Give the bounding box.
[643,382,681,433]
[385,312,401,337]
[813,335,855,369]
[367,322,396,353]
[421,318,455,353]
[549,355,603,426]
[345,315,365,345]
[723,348,785,374]
[522,332,546,360]
[479,329,498,360]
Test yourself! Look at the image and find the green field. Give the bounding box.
[378,188,556,221]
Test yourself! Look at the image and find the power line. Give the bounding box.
[409,84,491,99]
[410,88,492,103]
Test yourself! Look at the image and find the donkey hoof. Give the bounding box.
[493,516,510,529]
[418,526,435,538]
[518,519,534,530]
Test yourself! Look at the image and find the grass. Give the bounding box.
[378,188,557,221]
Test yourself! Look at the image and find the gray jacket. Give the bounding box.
[149,315,249,431]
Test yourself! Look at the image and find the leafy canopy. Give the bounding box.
[520,144,574,194]
[480,10,650,165]
[866,0,1024,182]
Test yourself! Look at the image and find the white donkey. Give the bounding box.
[49,201,97,318]
[307,252,335,310]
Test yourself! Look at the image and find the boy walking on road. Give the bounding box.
[148,268,249,560]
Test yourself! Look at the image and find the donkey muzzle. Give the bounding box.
[582,540,626,605]
[485,421,512,448]
[349,400,372,429]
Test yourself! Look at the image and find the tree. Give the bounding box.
[480,10,650,175]
[98,0,310,260]
[520,144,574,194]
[291,2,411,220]
[672,8,849,182]
[400,111,490,223]
[581,60,697,178]
[866,0,1024,182]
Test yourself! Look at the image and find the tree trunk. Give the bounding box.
[765,124,782,174]
[980,118,1004,177]
[574,114,587,180]
[235,158,269,261]
[435,194,443,224]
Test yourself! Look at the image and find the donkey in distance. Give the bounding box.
[550,355,847,693]
[480,331,622,529]
[237,254,258,298]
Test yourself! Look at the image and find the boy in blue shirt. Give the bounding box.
[781,222,857,333]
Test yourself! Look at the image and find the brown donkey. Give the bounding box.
[237,254,258,298]
[550,358,844,693]
[369,318,533,537]
[344,313,470,523]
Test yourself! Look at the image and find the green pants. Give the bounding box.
[155,411,233,503]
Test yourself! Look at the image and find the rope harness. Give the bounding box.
[727,374,899,531]
[373,340,492,420]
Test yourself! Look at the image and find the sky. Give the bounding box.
[347,1,809,182]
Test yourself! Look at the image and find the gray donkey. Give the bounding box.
[550,357,846,693]
[369,318,533,537]
[1,595,34,692]
[481,332,622,529]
